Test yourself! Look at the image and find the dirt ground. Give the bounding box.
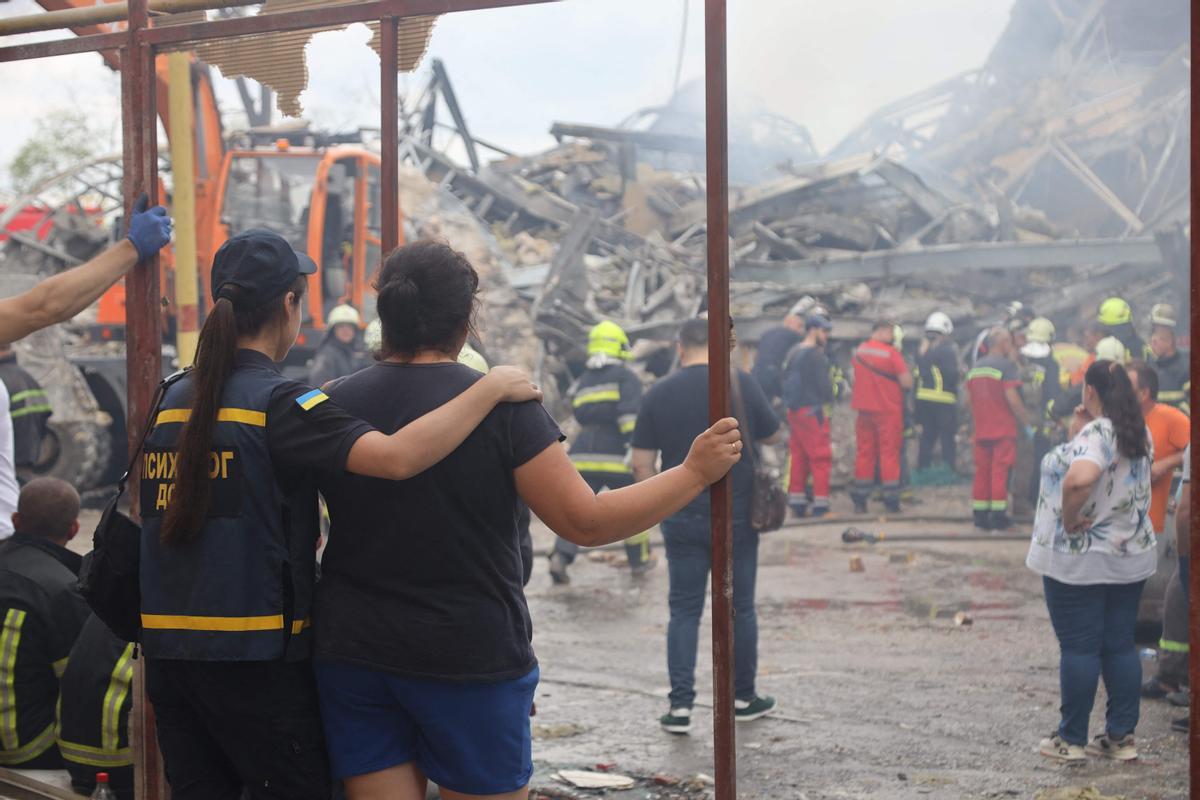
[68,491,1189,800]
[522,493,1189,800]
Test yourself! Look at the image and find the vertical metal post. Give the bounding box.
[380,15,400,254]
[122,1,166,797]
[167,51,199,366]
[704,1,735,798]
[1188,2,1199,789]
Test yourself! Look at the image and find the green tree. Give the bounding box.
[8,109,104,194]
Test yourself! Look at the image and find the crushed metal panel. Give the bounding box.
[365,15,438,73]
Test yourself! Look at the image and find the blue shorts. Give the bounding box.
[313,660,538,794]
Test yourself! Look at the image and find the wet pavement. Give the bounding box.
[525,512,1189,800]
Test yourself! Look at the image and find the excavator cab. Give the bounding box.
[213,144,392,350]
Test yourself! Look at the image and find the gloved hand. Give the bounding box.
[126,192,173,262]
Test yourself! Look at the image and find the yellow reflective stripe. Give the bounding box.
[972,500,990,510]
[1160,638,1190,653]
[0,722,55,765]
[140,613,284,632]
[916,389,955,403]
[290,619,311,635]
[624,530,650,546]
[989,500,1008,510]
[1159,390,1187,401]
[155,408,267,427]
[0,609,26,752]
[58,738,132,768]
[572,461,633,474]
[101,646,134,752]
[573,390,621,407]
[967,367,1004,381]
[618,415,637,434]
[52,657,68,679]
[9,390,47,403]
[10,404,52,419]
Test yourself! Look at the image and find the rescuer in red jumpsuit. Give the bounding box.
[849,319,913,513]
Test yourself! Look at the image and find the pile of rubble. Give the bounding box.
[396,0,1187,395]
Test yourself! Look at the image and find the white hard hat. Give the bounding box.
[924,311,953,336]
[1095,336,1127,364]
[327,304,361,327]
[364,318,382,352]
[788,296,818,318]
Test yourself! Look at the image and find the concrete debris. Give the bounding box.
[531,722,588,740]
[1033,788,1124,800]
[553,770,636,790]
[390,0,1189,427]
[849,555,865,573]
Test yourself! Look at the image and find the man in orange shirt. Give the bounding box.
[1127,362,1189,533]
[1127,361,1190,702]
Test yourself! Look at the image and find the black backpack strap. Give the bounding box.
[728,369,757,468]
[116,368,190,496]
[854,353,901,384]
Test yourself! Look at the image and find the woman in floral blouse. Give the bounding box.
[1026,360,1154,764]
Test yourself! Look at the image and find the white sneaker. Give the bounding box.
[1085,733,1138,761]
[1039,733,1086,763]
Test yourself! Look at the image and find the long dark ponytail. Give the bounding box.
[160,277,306,545]
[1085,359,1148,461]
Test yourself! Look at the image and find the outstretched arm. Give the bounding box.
[346,367,542,480]
[517,418,742,547]
[0,194,172,344]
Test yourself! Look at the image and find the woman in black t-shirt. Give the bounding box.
[313,240,743,800]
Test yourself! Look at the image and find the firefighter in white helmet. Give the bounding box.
[915,312,959,475]
[307,304,363,387]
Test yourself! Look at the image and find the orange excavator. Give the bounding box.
[38,0,398,343]
[0,2,400,490]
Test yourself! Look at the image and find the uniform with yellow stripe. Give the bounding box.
[139,360,321,661]
[56,614,135,798]
[556,323,650,571]
[0,531,89,768]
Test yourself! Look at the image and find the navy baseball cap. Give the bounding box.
[211,229,317,306]
[806,312,832,331]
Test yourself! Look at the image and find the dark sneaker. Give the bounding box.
[1167,688,1190,707]
[630,557,657,578]
[1085,733,1138,761]
[1141,677,1176,699]
[548,552,570,585]
[989,512,1013,530]
[1039,733,1086,763]
[973,510,993,530]
[660,707,692,735]
[734,695,777,722]
[1172,717,1188,733]
[810,504,830,518]
[852,500,868,515]
[788,502,808,518]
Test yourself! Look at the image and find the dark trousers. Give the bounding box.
[660,510,759,709]
[146,658,332,800]
[916,402,956,470]
[1043,577,1146,745]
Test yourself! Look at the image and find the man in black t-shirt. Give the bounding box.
[631,318,781,735]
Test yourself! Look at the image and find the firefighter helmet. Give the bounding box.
[1150,303,1178,328]
[326,304,361,327]
[458,343,489,373]
[588,320,632,359]
[1098,297,1132,326]
[1095,336,1127,364]
[924,311,953,335]
[1025,317,1055,344]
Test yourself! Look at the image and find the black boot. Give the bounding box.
[989,511,1013,530]
[974,509,993,530]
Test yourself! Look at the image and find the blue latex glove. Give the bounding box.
[126,192,173,262]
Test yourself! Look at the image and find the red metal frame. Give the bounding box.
[1,0,738,797]
[1189,0,1198,791]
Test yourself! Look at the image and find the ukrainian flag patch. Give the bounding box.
[296,389,329,411]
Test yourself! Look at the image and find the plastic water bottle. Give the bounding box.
[1139,647,1157,663]
[90,772,117,800]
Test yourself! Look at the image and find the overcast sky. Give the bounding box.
[0,0,1014,191]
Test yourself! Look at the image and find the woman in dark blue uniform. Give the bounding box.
[138,230,540,800]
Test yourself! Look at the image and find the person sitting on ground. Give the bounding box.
[1026,360,1155,763]
[0,477,90,769]
[312,240,743,800]
[632,317,782,735]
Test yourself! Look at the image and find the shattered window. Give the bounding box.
[221,155,322,252]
